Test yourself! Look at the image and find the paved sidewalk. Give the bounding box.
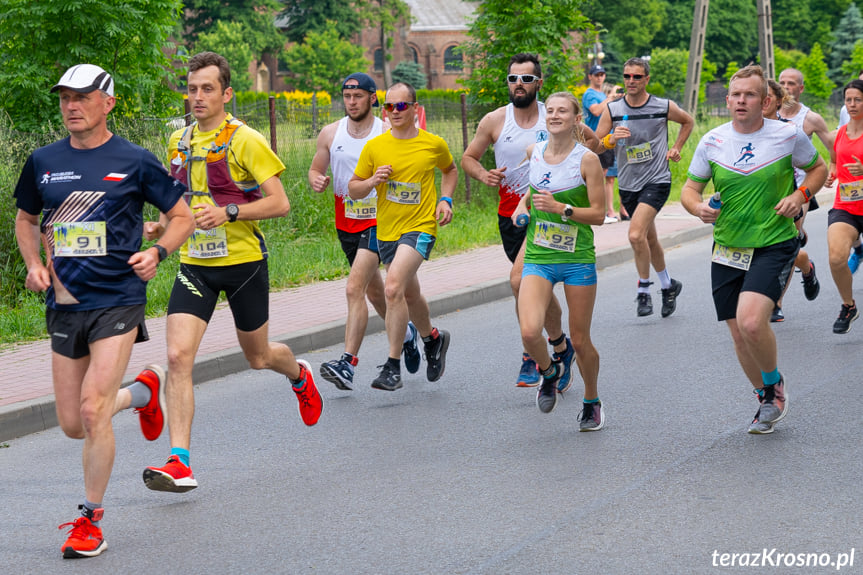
[0,203,710,441]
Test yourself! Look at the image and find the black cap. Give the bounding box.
[341,73,379,107]
[589,65,607,76]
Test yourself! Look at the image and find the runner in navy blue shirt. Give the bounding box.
[13,64,194,559]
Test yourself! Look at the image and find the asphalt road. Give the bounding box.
[2,206,861,574]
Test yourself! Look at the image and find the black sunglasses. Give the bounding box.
[507,74,539,84]
[383,101,416,112]
[623,74,646,80]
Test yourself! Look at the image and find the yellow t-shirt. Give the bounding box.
[167,114,285,266]
[354,129,454,242]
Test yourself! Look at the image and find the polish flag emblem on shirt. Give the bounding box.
[103,173,127,181]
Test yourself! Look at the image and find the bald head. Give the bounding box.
[779,68,805,102]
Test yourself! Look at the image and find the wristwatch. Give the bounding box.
[562,204,574,222]
[154,244,168,263]
[225,203,239,222]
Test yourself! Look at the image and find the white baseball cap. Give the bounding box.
[51,64,114,97]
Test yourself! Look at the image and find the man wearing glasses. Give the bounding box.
[308,73,422,390]
[462,53,575,390]
[349,82,455,391]
[597,57,695,318]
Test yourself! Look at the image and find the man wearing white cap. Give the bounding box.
[14,63,194,558]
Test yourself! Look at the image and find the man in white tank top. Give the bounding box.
[308,73,421,390]
[462,53,576,390]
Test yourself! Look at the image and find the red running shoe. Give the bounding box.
[134,364,166,441]
[59,516,106,558]
[293,360,323,426]
[143,455,198,492]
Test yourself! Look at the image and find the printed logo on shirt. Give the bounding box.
[503,136,514,143]
[536,130,549,143]
[538,171,552,187]
[103,173,127,182]
[734,143,756,166]
[42,171,82,184]
[334,145,344,153]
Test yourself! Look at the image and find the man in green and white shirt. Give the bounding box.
[681,65,826,435]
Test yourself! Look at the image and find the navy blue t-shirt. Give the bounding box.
[14,135,186,311]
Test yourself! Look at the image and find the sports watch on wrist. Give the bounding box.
[226,203,239,223]
[562,204,574,222]
[154,244,168,263]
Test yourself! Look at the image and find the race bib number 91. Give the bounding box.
[345,196,377,219]
[533,220,577,252]
[188,227,229,259]
[53,221,107,257]
[386,180,421,204]
[712,243,753,270]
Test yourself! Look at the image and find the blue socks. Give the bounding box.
[171,447,190,467]
[760,368,781,388]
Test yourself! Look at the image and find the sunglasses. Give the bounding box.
[383,101,416,112]
[507,74,539,84]
[623,74,646,80]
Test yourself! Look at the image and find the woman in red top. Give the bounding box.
[828,79,863,333]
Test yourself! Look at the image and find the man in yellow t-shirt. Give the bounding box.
[349,82,457,391]
[138,52,322,494]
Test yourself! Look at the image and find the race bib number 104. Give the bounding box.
[188,227,229,259]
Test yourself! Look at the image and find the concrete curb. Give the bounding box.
[0,223,714,443]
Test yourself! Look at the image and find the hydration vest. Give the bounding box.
[169,118,263,206]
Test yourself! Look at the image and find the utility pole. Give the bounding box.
[757,0,776,79]
[683,0,709,117]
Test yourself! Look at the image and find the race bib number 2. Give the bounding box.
[533,220,577,252]
[839,180,863,202]
[53,221,107,257]
[386,180,421,204]
[345,196,377,219]
[712,243,753,270]
[188,227,229,259]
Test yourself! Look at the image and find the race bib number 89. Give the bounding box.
[53,221,107,257]
[533,220,577,252]
[712,243,753,270]
[386,180,421,204]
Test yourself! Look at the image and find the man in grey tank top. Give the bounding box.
[596,57,695,318]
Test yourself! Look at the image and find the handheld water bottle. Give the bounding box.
[708,192,721,225]
[618,114,629,146]
[515,213,530,227]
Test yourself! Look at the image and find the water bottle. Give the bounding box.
[618,114,629,146]
[515,213,530,227]
[708,192,721,225]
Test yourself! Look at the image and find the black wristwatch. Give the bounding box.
[154,244,168,263]
[226,203,239,223]
[562,204,574,222]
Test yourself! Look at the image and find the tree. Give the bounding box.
[799,43,834,111]
[584,0,664,57]
[0,0,184,131]
[645,47,716,104]
[771,0,812,50]
[359,0,411,88]
[196,21,256,92]
[392,61,427,90]
[460,0,594,109]
[279,0,364,44]
[773,46,806,77]
[829,3,863,83]
[284,21,370,92]
[840,40,863,82]
[183,0,286,60]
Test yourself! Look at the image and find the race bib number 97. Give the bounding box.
[712,243,753,270]
[53,221,107,257]
[533,220,577,252]
[386,180,421,204]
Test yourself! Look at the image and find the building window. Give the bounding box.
[374,48,383,72]
[443,46,462,72]
[410,46,419,64]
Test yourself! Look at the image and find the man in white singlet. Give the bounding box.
[462,53,575,390]
[309,73,421,390]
